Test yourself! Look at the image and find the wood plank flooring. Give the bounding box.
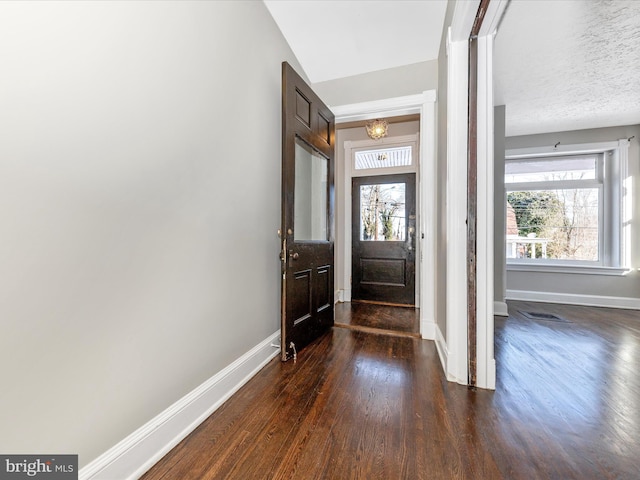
[334,301,420,338]
[142,301,640,480]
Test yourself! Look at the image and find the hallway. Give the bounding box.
[142,302,640,479]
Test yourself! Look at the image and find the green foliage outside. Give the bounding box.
[507,191,564,258]
[507,191,562,238]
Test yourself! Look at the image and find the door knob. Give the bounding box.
[289,250,299,260]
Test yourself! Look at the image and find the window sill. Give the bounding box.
[506,263,631,276]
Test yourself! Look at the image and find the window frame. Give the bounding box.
[504,141,629,272]
[349,136,418,178]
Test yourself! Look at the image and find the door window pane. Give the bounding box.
[360,183,406,241]
[294,138,328,241]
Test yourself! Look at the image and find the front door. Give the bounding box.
[280,62,335,361]
[352,173,416,306]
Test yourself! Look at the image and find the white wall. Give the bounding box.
[0,0,303,467]
[435,0,457,340]
[494,106,507,310]
[504,125,640,304]
[313,60,438,107]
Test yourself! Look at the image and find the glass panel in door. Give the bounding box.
[294,137,328,241]
[360,183,406,241]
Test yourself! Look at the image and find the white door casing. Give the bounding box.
[446,0,509,389]
[332,92,437,340]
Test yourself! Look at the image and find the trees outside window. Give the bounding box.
[506,154,603,264]
[360,183,406,241]
[507,188,598,261]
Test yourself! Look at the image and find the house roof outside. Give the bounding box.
[506,203,518,236]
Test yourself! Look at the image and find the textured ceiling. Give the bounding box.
[263,0,447,83]
[495,0,640,137]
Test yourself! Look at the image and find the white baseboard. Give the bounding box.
[80,331,281,480]
[477,358,496,390]
[420,314,436,340]
[506,289,640,310]
[335,288,351,303]
[485,358,496,391]
[494,301,509,317]
[434,324,448,379]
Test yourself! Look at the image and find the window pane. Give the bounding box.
[294,138,328,241]
[360,183,406,241]
[505,155,597,183]
[506,189,599,261]
[355,146,412,170]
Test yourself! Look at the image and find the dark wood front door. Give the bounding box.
[280,62,335,362]
[352,173,416,306]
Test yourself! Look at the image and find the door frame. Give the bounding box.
[345,137,419,306]
[445,0,508,389]
[331,91,437,340]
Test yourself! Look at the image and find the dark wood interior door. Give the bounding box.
[352,173,416,306]
[280,62,335,361]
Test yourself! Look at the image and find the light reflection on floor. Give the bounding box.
[494,302,640,469]
[497,319,606,426]
[352,352,409,388]
[606,331,640,455]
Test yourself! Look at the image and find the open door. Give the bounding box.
[280,62,335,361]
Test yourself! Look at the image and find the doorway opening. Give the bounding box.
[335,121,421,337]
[331,92,437,343]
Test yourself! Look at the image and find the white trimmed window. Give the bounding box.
[505,141,629,272]
[354,145,413,170]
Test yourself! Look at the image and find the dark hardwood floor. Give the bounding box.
[334,301,420,338]
[142,300,640,480]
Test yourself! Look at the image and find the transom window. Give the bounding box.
[354,146,412,170]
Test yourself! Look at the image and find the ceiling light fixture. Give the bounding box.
[365,118,388,140]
